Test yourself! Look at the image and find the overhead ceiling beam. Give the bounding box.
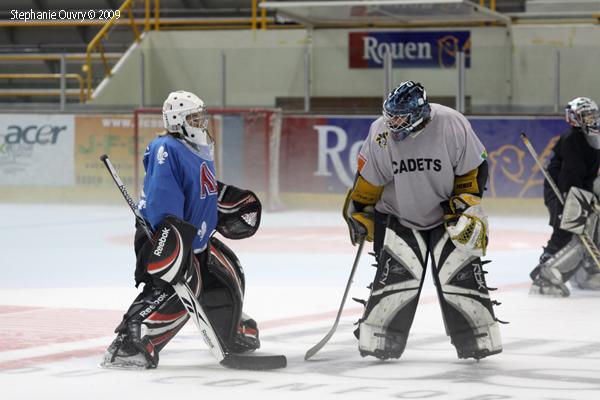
[32,0,47,10]
[105,0,119,9]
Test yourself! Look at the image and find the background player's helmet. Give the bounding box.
[565,97,600,149]
[162,90,211,147]
[383,81,432,141]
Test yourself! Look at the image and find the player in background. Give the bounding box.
[529,97,600,296]
[102,90,261,369]
[343,81,502,361]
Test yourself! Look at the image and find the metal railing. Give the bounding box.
[0,54,122,62]
[83,0,284,101]
[0,73,84,102]
[479,0,497,11]
[84,0,153,100]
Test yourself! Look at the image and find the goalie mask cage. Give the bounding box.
[133,107,283,211]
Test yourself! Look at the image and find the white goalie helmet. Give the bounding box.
[162,90,211,146]
[565,97,600,149]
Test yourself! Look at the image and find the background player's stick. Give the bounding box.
[520,132,600,270]
[100,154,286,370]
[304,239,365,360]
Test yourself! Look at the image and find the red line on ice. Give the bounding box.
[108,227,549,253]
[0,282,529,370]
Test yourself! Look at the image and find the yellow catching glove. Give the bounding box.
[342,176,383,246]
[441,193,488,257]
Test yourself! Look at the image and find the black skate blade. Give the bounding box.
[220,354,287,370]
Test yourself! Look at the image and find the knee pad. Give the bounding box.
[357,218,427,360]
[201,237,248,349]
[430,227,502,360]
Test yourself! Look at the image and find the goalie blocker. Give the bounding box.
[356,211,502,360]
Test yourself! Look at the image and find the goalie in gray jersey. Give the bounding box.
[343,81,502,361]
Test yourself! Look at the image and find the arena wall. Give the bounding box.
[90,25,600,112]
[0,113,566,215]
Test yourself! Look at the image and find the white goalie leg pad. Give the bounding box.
[431,230,502,359]
[542,236,587,275]
[358,224,427,359]
[560,187,597,235]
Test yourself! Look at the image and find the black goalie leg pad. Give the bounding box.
[201,237,259,353]
[357,215,428,360]
[103,248,205,369]
[102,285,179,369]
[429,226,502,360]
[146,215,197,286]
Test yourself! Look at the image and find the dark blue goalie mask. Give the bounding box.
[383,81,432,141]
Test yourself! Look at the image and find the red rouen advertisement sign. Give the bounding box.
[349,31,471,69]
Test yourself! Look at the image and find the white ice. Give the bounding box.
[1,204,599,400]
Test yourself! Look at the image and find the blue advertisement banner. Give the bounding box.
[349,31,471,69]
[282,116,568,198]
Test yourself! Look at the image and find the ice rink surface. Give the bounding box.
[1,204,600,400]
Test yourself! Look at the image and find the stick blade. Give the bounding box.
[304,346,321,361]
[304,330,334,360]
[220,354,287,370]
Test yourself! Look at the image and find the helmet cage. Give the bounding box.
[163,91,211,147]
[185,110,209,130]
[383,81,431,141]
[565,97,600,134]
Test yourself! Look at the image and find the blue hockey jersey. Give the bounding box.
[139,134,218,252]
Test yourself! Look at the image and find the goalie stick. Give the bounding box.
[304,239,365,360]
[100,154,286,370]
[520,132,600,270]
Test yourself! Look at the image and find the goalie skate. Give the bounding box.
[100,333,158,370]
[529,266,570,297]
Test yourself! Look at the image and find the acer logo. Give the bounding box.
[153,228,171,256]
[3,124,66,145]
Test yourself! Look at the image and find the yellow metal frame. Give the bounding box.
[479,0,496,11]
[83,0,283,100]
[84,0,145,100]
[0,54,122,62]
[0,73,84,102]
[252,0,269,32]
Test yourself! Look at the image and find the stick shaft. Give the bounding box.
[520,133,600,269]
[520,132,564,205]
[304,239,365,360]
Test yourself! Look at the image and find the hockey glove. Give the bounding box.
[217,181,261,240]
[342,175,383,246]
[343,189,374,245]
[441,193,488,257]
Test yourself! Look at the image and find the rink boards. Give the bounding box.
[0,113,567,205]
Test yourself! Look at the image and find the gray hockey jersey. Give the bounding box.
[358,103,486,230]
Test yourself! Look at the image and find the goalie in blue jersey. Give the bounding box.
[102,91,263,369]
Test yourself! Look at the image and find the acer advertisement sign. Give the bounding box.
[349,31,471,69]
[0,114,74,186]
